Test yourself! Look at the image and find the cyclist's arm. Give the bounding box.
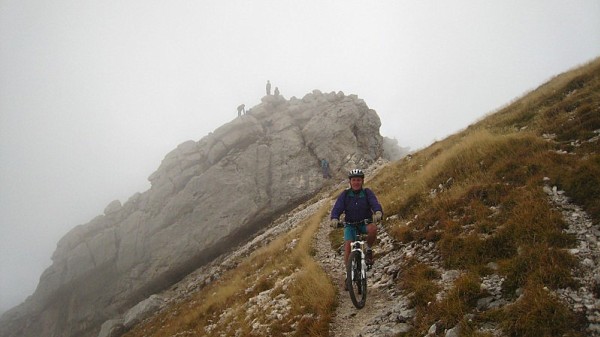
[331,190,346,220]
[365,188,383,216]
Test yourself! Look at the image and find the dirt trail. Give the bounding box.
[314,214,399,337]
[310,161,411,337]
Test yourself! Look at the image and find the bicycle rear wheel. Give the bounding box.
[346,250,367,309]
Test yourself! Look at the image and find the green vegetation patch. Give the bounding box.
[399,258,440,308]
[497,283,586,337]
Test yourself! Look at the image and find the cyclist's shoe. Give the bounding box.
[365,249,374,266]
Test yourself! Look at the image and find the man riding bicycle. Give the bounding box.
[330,168,383,268]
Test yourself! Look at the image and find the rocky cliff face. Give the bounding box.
[0,90,388,337]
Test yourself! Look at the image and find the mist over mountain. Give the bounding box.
[3,56,599,337]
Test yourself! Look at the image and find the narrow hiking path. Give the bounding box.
[314,217,390,337]
[310,160,416,337]
[314,210,413,337]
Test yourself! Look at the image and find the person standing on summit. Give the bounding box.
[237,104,245,117]
[266,80,271,95]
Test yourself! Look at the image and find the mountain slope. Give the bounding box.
[117,57,600,337]
[366,56,600,336]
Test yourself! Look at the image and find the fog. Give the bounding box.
[1,0,599,314]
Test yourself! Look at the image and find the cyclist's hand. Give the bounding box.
[330,218,339,228]
[373,211,383,222]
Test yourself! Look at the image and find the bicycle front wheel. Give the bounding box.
[346,250,367,309]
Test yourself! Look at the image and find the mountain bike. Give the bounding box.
[344,220,372,309]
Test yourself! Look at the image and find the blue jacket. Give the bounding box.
[331,188,383,223]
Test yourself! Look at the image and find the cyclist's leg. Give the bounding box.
[366,222,377,247]
[343,241,351,265]
[343,225,356,265]
[364,223,377,265]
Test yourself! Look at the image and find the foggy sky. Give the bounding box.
[1,0,599,314]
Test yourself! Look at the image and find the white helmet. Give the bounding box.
[348,169,364,179]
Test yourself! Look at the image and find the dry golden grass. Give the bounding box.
[496,282,586,337]
[429,272,483,328]
[405,270,486,337]
[399,258,440,308]
[123,204,335,337]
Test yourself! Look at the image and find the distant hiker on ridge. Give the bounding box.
[237,104,245,117]
[266,80,271,95]
[274,86,280,97]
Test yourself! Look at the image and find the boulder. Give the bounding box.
[123,295,164,328]
[97,319,124,337]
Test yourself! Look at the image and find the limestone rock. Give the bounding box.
[123,295,164,328]
[97,319,124,337]
[0,91,387,337]
[104,200,122,215]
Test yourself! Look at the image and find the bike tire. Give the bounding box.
[346,250,367,309]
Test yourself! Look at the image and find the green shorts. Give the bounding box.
[344,223,368,241]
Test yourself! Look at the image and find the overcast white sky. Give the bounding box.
[1,0,599,314]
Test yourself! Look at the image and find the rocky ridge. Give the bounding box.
[0,90,392,337]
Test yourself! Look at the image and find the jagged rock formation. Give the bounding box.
[0,90,390,337]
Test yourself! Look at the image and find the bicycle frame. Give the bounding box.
[350,233,369,270]
[345,219,371,269]
[344,220,370,309]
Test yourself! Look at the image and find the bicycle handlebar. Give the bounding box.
[343,219,371,227]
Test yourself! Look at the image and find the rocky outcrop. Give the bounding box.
[0,91,389,337]
[382,137,410,161]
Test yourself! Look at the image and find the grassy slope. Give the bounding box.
[369,56,600,336]
[123,57,599,337]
